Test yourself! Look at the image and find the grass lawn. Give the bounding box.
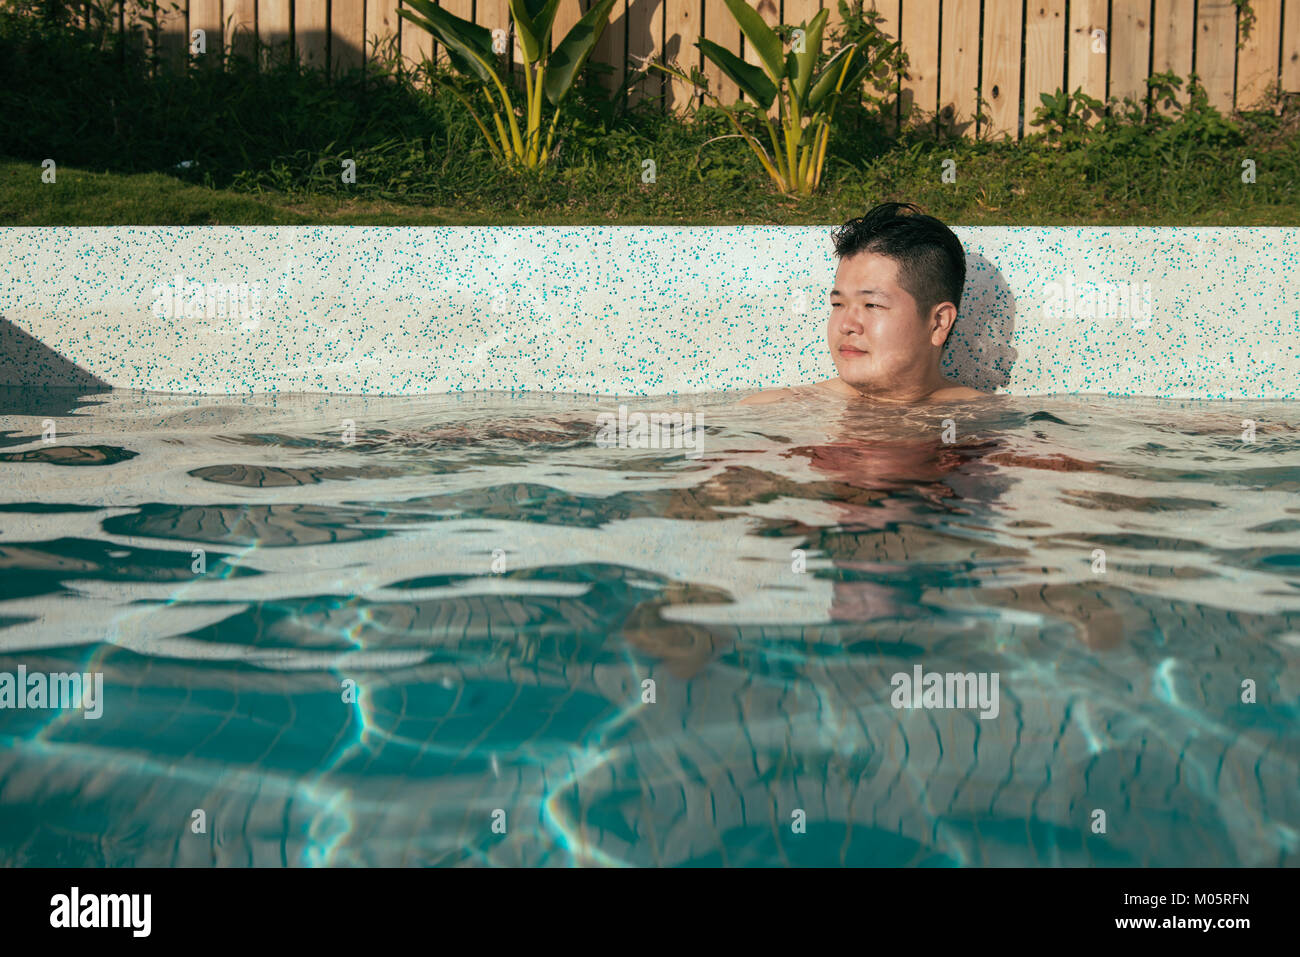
[4,151,1297,227]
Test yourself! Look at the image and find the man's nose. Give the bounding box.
[838,308,865,332]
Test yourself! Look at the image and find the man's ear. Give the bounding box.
[930,302,958,348]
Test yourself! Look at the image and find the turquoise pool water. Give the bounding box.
[0,387,1297,866]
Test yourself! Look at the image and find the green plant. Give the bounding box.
[1030,72,1244,152]
[397,0,618,170]
[1233,0,1256,47]
[1030,87,1107,140]
[653,0,900,195]
[1145,70,1184,114]
[823,2,907,103]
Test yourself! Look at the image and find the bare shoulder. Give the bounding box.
[741,378,849,406]
[739,387,800,406]
[928,383,991,402]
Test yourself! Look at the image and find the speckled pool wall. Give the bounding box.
[1,225,1296,398]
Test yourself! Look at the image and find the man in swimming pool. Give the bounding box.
[742,202,987,405]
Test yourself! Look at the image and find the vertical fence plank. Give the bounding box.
[479,0,512,78]
[938,0,979,133]
[784,0,819,57]
[226,0,258,60]
[823,0,843,39]
[366,0,402,65]
[1284,0,1300,91]
[297,0,329,70]
[1109,0,1151,105]
[151,0,188,72]
[628,0,666,106]
[868,1,901,133]
[1151,0,1193,113]
[552,0,584,52]
[784,0,820,29]
[1152,0,1193,75]
[899,0,939,127]
[333,0,366,72]
[593,0,628,95]
[980,0,1022,138]
[1067,0,1107,108]
[700,0,740,102]
[1023,0,1065,133]
[189,0,221,65]
[1236,0,1282,109]
[260,0,294,64]
[1195,0,1237,110]
[664,0,701,110]
[399,0,435,73]
[870,0,900,34]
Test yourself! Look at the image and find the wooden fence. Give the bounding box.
[67,1,1300,138]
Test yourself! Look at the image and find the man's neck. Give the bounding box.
[827,371,949,404]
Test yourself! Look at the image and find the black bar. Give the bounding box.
[0,866,1278,942]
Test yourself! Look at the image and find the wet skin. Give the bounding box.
[741,251,988,407]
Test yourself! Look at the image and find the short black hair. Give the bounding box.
[831,203,966,322]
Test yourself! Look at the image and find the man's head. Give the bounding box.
[828,203,966,395]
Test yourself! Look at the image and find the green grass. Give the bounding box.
[5,135,1296,227]
[1,9,1297,227]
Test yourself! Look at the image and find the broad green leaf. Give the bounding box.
[839,57,875,95]
[790,9,827,106]
[807,44,855,112]
[398,1,497,84]
[397,17,489,86]
[400,0,492,54]
[721,0,784,84]
[533,0,563,46]
[698,37,777,109]
[509,0,563,63]
[544,0,620,105]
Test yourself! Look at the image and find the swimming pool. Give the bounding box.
[0,386,1296,866]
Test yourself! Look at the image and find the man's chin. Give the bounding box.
[833,374,881,397]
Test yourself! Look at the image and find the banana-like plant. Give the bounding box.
[654,0,897,194]
[398,0,618,170]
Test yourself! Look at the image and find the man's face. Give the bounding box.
[828,252,943,392]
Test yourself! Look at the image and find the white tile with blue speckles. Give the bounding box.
[0,226,1295,398]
